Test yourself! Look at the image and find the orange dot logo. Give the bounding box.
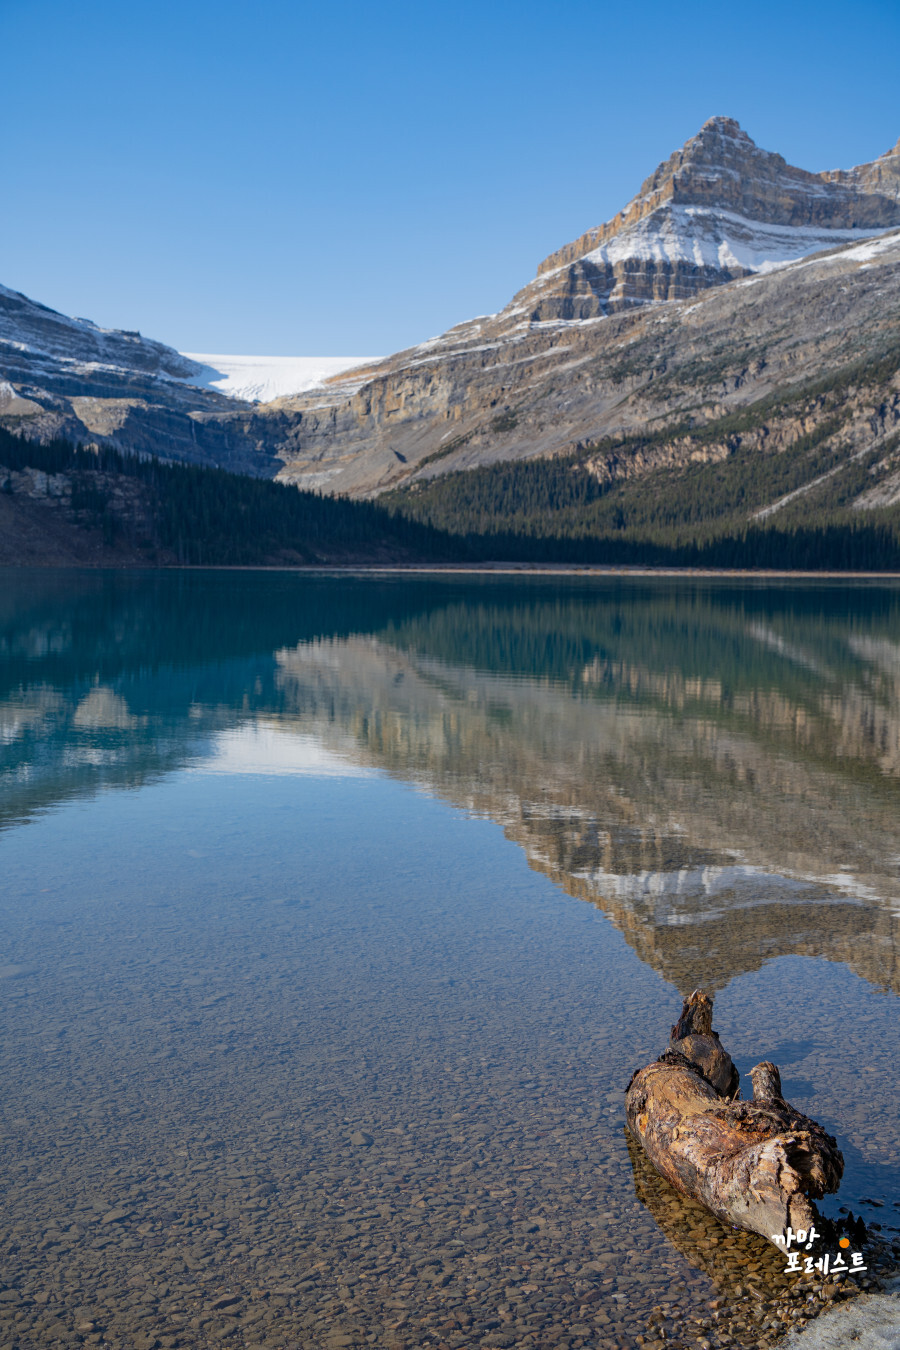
[839,1237,850,1249]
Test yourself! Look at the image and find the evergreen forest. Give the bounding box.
[0,428,457,566]
[4,422,900,570]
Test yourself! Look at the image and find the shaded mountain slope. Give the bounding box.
[383,323,900,551]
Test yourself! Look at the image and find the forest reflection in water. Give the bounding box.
[5,568,897,995]
[0,568,899,1350]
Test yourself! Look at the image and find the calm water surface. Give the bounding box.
[1,569,899,1350]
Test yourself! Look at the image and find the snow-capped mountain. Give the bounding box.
[261,117,900,495]
[501,116,900,323]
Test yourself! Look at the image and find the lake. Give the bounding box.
[1,568,898,1350]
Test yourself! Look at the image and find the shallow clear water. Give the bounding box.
[0,569,898,1350]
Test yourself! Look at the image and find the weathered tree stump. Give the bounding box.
[625,990,843,1246]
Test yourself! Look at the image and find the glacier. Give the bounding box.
[180,353,380,403]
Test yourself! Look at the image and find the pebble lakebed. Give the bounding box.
[0,774,897,1350]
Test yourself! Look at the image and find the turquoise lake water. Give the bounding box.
[0,569,898,1350]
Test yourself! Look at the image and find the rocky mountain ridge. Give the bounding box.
[0,282,273,472]
[0,285,378,476]
[536,117,900,287]
[486,117,900,326]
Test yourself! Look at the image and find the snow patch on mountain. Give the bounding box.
[819,228,900,265]
[567,205,889,277]
[181,354,380,404]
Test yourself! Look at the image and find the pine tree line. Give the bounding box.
[4,425,900,570]
[0,428,460,565]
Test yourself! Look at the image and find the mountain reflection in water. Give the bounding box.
[2,569,900,997]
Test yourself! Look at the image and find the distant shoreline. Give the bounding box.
[278,564,900,579]
[6,561,900,580]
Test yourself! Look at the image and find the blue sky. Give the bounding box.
[3,0,899,356]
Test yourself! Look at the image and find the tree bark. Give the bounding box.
[625,990,843,1246]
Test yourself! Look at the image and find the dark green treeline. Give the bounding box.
[4,425,900,569]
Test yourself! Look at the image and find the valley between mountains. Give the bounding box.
[3,116,900,565]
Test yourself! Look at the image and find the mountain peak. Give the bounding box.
[526,119,900,321]
[677,116,771,171]
[696,114,751,140]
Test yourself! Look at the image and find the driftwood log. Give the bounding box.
[625,990,843,1246]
